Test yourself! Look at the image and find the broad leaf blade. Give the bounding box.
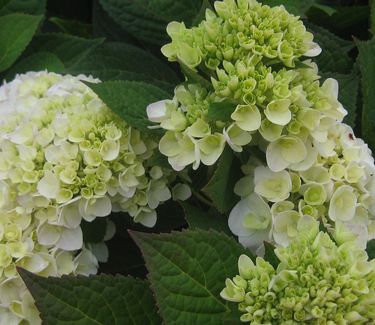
[356,39,375,151]
[261,0,315,16]
[207,100,237,123]
[306,23,353,73]
[67,42,179,84]
[92,0,135,43]
[203,147,240,214]
[25,33,104,68]
[0,0,46,16]
[0,13,42,72]
[49,17,92,38]
[263,241,280,269]
[98,0,202,46]
[18,269,161,325]
[87,80,171,132]
[371,0,375,35]
[5,51,64,80]
[131,229,253,324]
[181,201,232,236]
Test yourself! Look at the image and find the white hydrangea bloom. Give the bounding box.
[229,123,375,251]
[0,71,192,323]
[0,71,178,238]
[0,210,99,324]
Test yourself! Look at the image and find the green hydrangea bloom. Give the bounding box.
[149,63,346,171]
[229,123,375,251]
[148,0,346,171]
[0,71,180,254]
[162,0,320,69]
[221,228,375,324]
[0,210,99,325]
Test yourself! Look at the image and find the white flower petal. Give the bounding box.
[328,185,357,222]
[146,99,170,122]
[37,171,60,199]
[56,226,83,251]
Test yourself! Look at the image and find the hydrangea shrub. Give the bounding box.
[0,0,374,324]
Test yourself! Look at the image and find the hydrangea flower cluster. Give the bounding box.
[0,71,186,323]
[221,226,375,324]
[147,0,347,171]
[229,123,375,251]
[0,210,99,324]
[0,71,175,247]
[161,0,320,69]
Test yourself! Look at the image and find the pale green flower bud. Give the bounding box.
[222,229,375,323]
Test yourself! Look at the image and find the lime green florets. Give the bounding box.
[221,229,375,324]
[162,0,320,69]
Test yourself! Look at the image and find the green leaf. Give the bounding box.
[207,100,237,123]
[321,71,359,128]
[371,0,375,35]
[4,51,64,80]
[67,42,179,84]
[261,0,315,16]
[98,0,202,46]
[0,13,42,72]
[356,39,375,151]
[263,241,280,269]
[311,3,337,16]
[131,229,253,324]
[87,80,171,132]
[306,23,353,73]
[0,0,10,9]
[191,0,213,27]
[18,269,161,325]
[367,239,375,260]
[0,0,46,16]
[181,201,232,236]
[49,17,92,38]
[92,0,135,43]
[203,147,240,214]
[25,33,104,68]
[324,5,369,30]
[146,150,170,169]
